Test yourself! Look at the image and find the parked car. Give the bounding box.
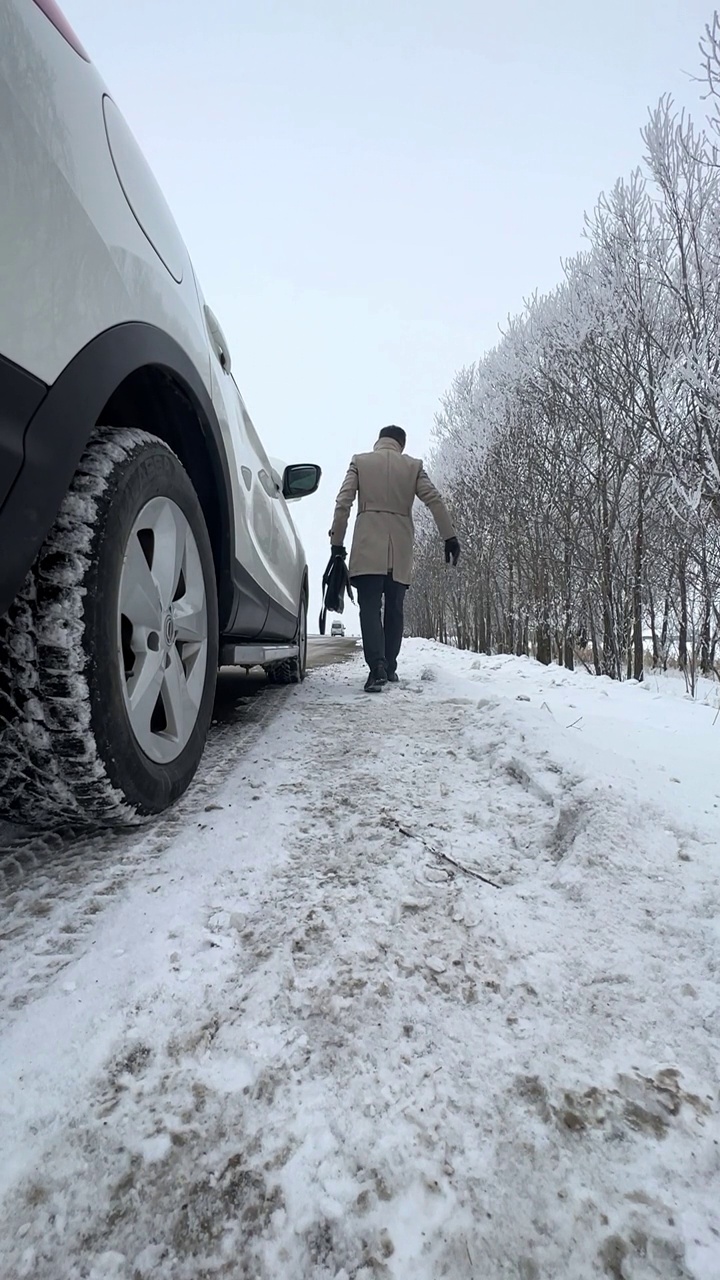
[0,0,320,828]
[330,621,346,638]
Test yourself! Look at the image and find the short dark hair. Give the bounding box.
[379,425,406,449]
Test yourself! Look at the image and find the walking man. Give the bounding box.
[329,425,460,692]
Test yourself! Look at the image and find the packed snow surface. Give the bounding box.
[0,641,718,1279]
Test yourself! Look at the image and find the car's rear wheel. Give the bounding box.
[266,594,307,685]
[0,427,219,828]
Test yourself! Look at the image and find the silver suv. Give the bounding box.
[0,1,321,826]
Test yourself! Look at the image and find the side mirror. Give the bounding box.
[283,463,322,502]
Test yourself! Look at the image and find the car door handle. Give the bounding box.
[258,469,279,498]
[203,304,232,373]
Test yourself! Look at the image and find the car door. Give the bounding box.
[206,361,280,637]
[241,426,303,635]
[199,290,301,638]
[267,458,304,611]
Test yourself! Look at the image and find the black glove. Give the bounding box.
[331,544,347,560]
[445,536,461,566]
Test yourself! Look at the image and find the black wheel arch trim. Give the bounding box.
[0,322,237,622]
[263,594,300,644]
[223,566,307,645]
[0,352,48,512]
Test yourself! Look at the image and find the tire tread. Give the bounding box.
[0,427,175,828]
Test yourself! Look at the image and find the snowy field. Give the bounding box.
[0,640,719,1280]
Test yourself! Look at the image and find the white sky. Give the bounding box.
[64,0,715,632]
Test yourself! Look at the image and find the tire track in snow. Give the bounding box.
[0,643,360,998]
[0,681,294,1013]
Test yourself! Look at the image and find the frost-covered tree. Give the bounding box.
[407,15,720,685]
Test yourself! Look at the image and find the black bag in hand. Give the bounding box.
[319,548,354,635]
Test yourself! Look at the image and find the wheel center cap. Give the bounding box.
[163,614,175,647]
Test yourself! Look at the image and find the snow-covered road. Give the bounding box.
[0,638,357,1013]
[1,642,719,1280]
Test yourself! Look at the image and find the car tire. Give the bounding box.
[0,427,219,828]
[266,595,307,686]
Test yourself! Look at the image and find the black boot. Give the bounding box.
[386,670,399,683]
[364,663,387,693]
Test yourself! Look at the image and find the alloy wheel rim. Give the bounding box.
[117,497,208,764]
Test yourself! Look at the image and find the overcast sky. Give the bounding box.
[64,0,715,631]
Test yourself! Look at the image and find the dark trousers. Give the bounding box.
[354,574,407,674]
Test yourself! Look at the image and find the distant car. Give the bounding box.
[331,622,346,638]
[0,0,321,828]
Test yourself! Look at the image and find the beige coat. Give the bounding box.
[330,437,455,584]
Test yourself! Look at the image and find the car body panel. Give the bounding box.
[0,2,208,387]
[0,0,316,639]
